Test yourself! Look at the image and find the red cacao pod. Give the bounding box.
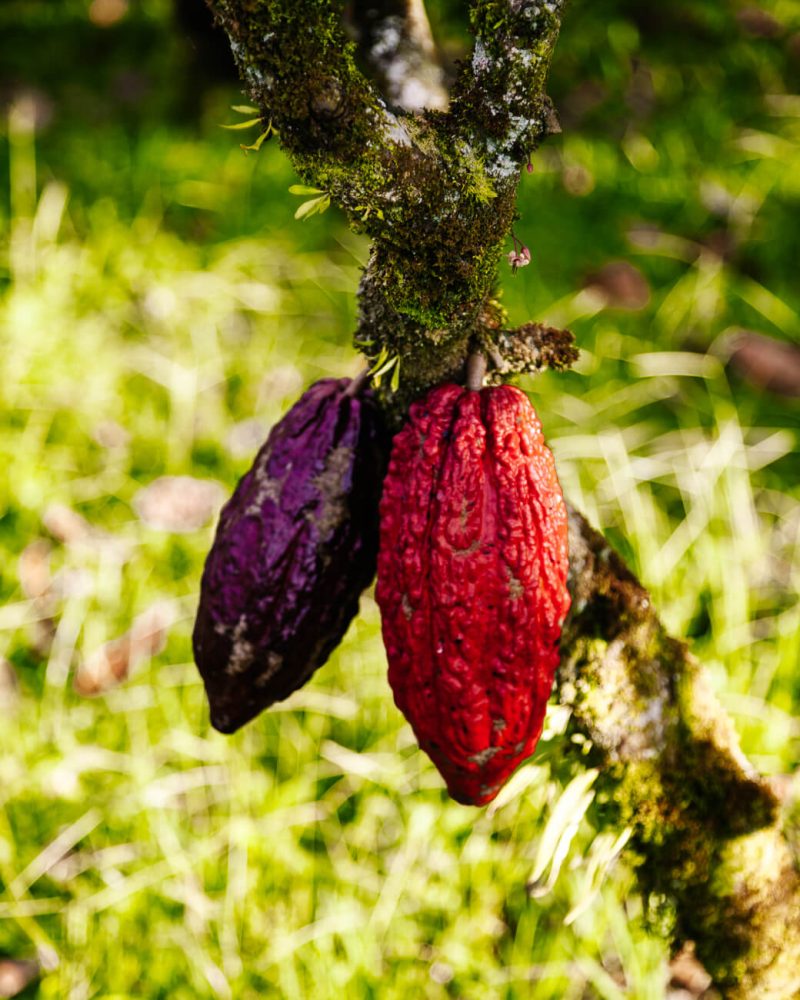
[193,377,388,733]
[376,383,570,805]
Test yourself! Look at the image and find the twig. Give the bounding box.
[465,351,487,391]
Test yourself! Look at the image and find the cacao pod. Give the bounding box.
[193,377,388,733]
[376,383,570,805]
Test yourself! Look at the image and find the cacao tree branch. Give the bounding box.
[354,0,568,403]
[207,0,409,215]
[486,323,579,379]
[345,0,449,111]
[451,0,563,172]
[207,0,568,404]
[562,506,800,999]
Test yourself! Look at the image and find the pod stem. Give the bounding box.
[466,352,487,392]
[344,367,371,397]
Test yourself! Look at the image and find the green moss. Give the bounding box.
[558,511,799,997]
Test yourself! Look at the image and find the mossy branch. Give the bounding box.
[451,0,564,169]
[206,0,569,404]
[563,507,800,999]
[207,0,401,212]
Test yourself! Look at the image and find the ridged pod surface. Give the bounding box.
[193,378,388,733]
[376,383,570,805]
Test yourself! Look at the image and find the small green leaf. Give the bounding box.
[289,184,325,196]
[390,356,401,393]
[240,128,272,153]
[294,194,330,220]
[220,117,263,131]
[371,354,398,382]
[367,347,387,375]
[355,204,385,222]
[367,347,388,375]
[231,104,259,114]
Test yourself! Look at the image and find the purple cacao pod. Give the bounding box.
[192,377,388,733]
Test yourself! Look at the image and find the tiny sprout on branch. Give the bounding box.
[289,185,331,220]
[220,106,276,153]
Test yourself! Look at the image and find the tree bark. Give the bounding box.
[203,1,800,994]
[563,507,800,999]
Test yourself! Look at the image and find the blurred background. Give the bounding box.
[0,1,798,997]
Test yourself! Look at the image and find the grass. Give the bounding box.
[0,1,798,997]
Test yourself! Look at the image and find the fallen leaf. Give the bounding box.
[74,600,180,696]
[669,943,715,998]
[736,7,782,37]
[133,476,226,532]
[0,958,39,999]
[725,331,800,398]
[0,659,20,714]
[42,503,92,545]
[226,418,267,459]
[584,261,651,311]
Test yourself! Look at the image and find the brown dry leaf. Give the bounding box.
[669,943,716,999]
[0,958,40,999]
[17,541,58,656]
[584,261,651,311]
[725,331,800,398]
[92,420,130,450]
[0,659,20,714]
[226,418,267,459]
[18,540,53,600]
[736,7,782,37]
[133,476,226,532]
[257,363,304,405]
[74,600,179,696]
[42,503,92,545]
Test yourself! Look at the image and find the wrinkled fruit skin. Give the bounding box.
[376,384,570,806]
[193,378,388,733]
